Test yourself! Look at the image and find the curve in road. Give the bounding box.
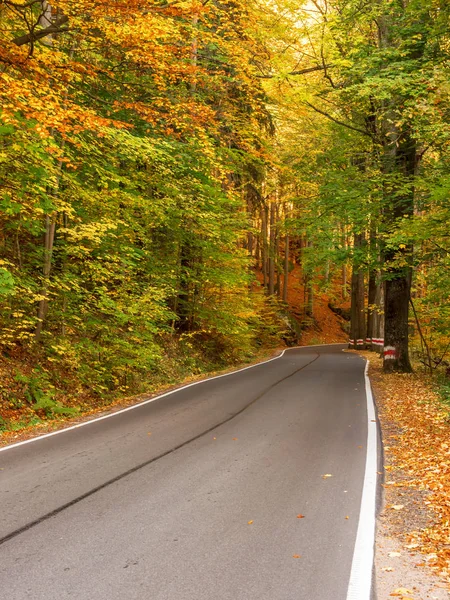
[0,344,380,600]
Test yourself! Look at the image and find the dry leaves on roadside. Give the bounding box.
[390,588,414,598]
[363,353,450,583]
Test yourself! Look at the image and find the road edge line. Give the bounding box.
[346,359,378,600]
[0,350,286,453]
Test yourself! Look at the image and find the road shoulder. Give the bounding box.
[360,352,450,599]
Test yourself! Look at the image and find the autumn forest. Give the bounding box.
[1,0,450,421]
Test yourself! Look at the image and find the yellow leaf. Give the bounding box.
[292,554,301,559]
[247,520,253,525]
[322,474,332,479]
[391,505,404,510]
[390,588,413,597]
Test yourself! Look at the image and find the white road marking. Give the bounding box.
[0,349,287,453]
[346,359,378,600]
[1,343,347,453]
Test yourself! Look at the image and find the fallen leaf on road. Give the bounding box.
[292,555,301,559]
[322,474,332,479]
[382,567,394,572]
[391,505,404,510]
[388,551,401,558]
[390,588,413,597]
[345,516,349,519]
[232,437,238,441]
[147,432,152,436]
[296,514,305,519]
[247,520,253,525]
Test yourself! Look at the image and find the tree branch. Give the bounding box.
[13,14,69,46]
[304,100,372,137]
[256,64,331,79]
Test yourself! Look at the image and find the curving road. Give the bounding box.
[0,344,379,599]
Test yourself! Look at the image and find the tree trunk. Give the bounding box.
[305,277,313,318]
[35,215,56,342]
[255,222,261,269]
[305,241,313,318]
[268,202,276,295]
[368,276,384,354]
[349,233,366,349]
[34,45,74,342]
[261,206,268,289]
[378,10,422,373]
[283,233,289,303]
[341,223,348,299]
[366,270,377,348]
[382,133,415,373]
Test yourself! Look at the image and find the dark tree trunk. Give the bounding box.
[268,202,276,295]
[305,241,313,318]
[261,206,268,290]
[382,133,415,373]
[383,274,412,371]
[283,234,289,303]
[377,6,425,372]
[255,227,261,269]
[368,277,384,354]
[176,240,200,332]
[349,233,366,349]
[366,270,377,348]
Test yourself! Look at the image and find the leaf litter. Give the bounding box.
[360,352,450,588]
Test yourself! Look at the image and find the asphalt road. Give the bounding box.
[0,344,378,599]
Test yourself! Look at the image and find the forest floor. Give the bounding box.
[284,265,349,345]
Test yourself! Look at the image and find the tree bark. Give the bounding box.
[261,206,268,290]
[283,233,289,303]
[349,233,366,349]
[305,240,313,318]
[35,215,56,342]
[378,8,423,373]
[366,270,377,348]
[268,201,276,296]
[382,133,415,373]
